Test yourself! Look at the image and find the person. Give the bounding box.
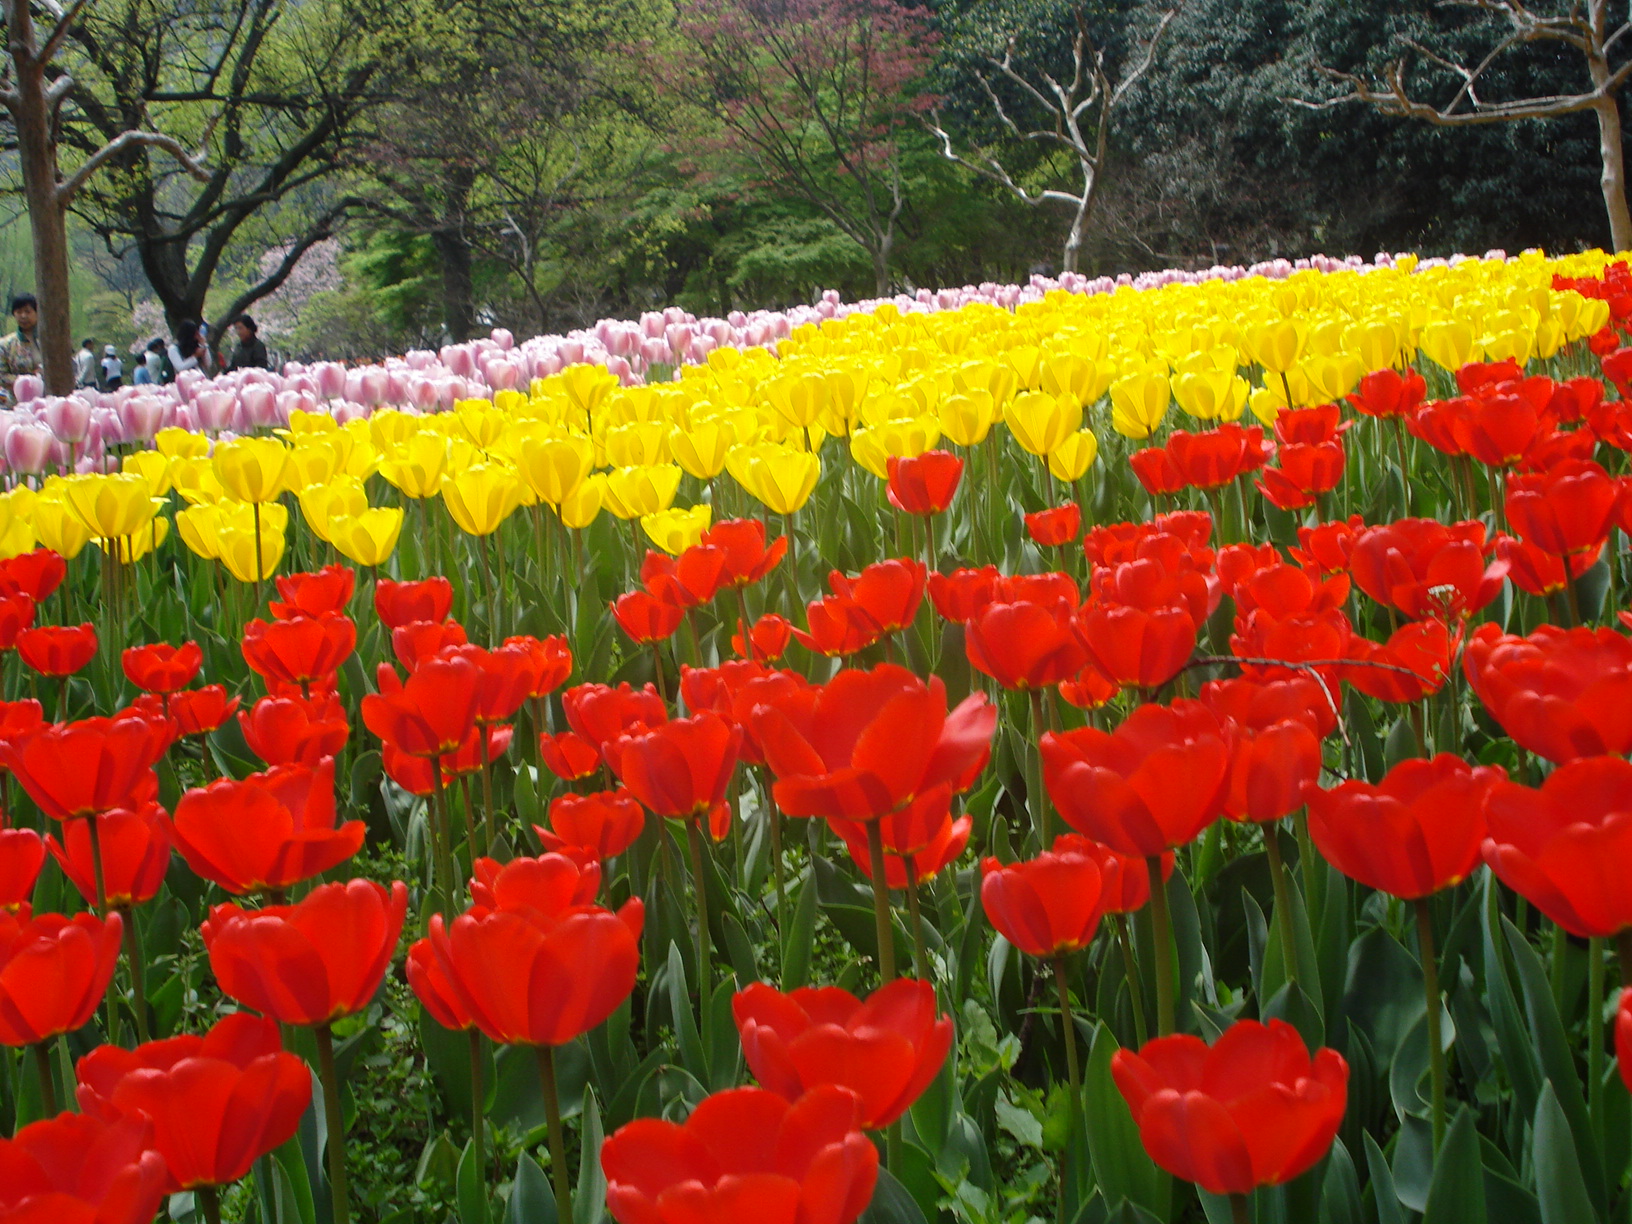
[100,344,123,390]
[141,339,166,384]
[74,339,97,388]
[226,314,270,371]
[0,294,41,407]
[166,319,203,382]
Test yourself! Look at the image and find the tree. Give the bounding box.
[928,0,1180,274]
[56,0,387,337]
[1309,0,1632,251]
[1,0,205,392]
[665,0,936,295]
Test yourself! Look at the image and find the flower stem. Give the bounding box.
[1230,1192,1252,1224]
[867,819,897,983]
[199,1185,223,1224]
[536,1044,574,1224]
[32,1041,55,1116]
[686,817,713,1004]
[905,861,931,983]
[1029,688,1053,845]
[314,1023,350,1224]
[122,905,148,1044]
[468,1029,486,1185]
[1413,898,1446,1154]
[1116,914,1148,1047]
[1589,935,1606,1146]
[1148,856,1176,1037]
[1053,954,1082,1194]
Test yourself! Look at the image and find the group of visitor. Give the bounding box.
[0,291,272,406]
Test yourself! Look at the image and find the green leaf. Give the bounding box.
[457,1137,491,1224]
[505,1152,555,1224]
[995,1088,1045,1148]
[1320,1138,1363,1224]
[857,1167,928,1224]
[1534,1082,1599,1224]
[574,1087,606,1224]
[1362,1131,1405,1224]
[1083,1022,1167,1219]
[1422,1108,1486,1224]
[664,941,709,1082]
[780,870,818,990]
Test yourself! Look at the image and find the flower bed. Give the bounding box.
[0,247,1630,1224]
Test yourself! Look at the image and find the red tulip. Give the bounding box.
[0,713,169,820]
[362,654,481,758]
[1166,425,1270,490]
[643,545,729,608]
[1130,446,1187,496]
[391,619,469,670]
[1346,367,1426,419]
[1070,837,1169,914]
[1025,502,1082,547]
[0,697,44,751]
[539,730,601,780]
[382,726,512,795]
[965,599,1089,690]
[201,879,408,1026]
[120,642,203,695]
[612,589,686,644]
[1059,663,1120,712]
[0,548,66,602]
[1085,511,1214,568]
[1090,546,1213,624]
[444,642,539,726]
[239,693,349,767]
[0,827,44,911]
[0,908,123,1045]
[886,449,963,515]
[792,594,882,657]
[1215,543,1281,599]
[733,978,952,1128]
[1462,623,1632,762]
[1617,988,1632,1096]
[1256,441,1346,511]
[1451,381,1552,466]
[1496,533,1600,597]
[17,623,97,677]
[241,614,356,692]
[1075,602,1199,691]
[832,809,972,888]
[502,634,573,698]
[928,566,1001,621]
[0,591,35,651]
[407,935,477,1032]
[268,565,355,619]
[602,1085,877,1224]
[562,682,667,754]
[48,805,172,910]
[538,789,646,859]
[829,558,926,635]
[1506,458,1621,556]
[76,1012,310,1191]
[1307,755,1503,899]
[375,576,454,628]
[1111,1019,1348,1196]
[0,1111,168,1224]
[424,896,643,1046]
[168,758,363,895]
[681,662,812,767]
[1199,676,1328,823]
[733,612,793,661]
[610,712,741,838]
[1343,619,1455,703]
[980,834,1112,956]
[1483,756,1632,937]
[169,686,239,738]
[1042,700,1232,857]
[1274,404,1345,446]
[468,852,601,915]
[1289,515,1364,575]
[700,518,788,587]
[755,663,995,822]
[1350,519,1506,620]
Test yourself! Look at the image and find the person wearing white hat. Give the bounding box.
[100,344,124,391]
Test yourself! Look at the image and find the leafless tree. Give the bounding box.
[928,2,1180,274]
[1,0,205,392]
[1305,0,1632,250]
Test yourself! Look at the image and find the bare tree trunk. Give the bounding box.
[434,167,477,342]
[1589,64,1632,250]
[6,0,74,393]
[1061,173,1094,274]
[872,236,891,297]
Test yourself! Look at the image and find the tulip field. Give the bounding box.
[5,246,1632,1224]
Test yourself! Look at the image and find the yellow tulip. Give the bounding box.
[603,465,681,520]
[0,513,35,561]
[606,420,671,468]
[63,473,161,540]
[154,427,211,460]
[378,433,450,499]
[1109,369,1171,439]
[1040,353,1112,404]
[171,457,226,506]
[176,503,225,560]
[369,409,422,452]
[731,445,821,515]
[939,389,999,447]
[765,372,830,429]
[557,472,606,530]
[287,437,346,490]
[31,493,94,559]
[1247,318,1307,374]
[0,488,36,559]
[219,518,287,583]
[642,504,712,554]
[669,419,736,480]
[1171,368,1248,422]
[560,364,619,426]
[1348,318,1403,371]
[213,437,293,504]
[1418,320,1476,373]
[441,463,524,536]
[122,450,174,497]
[455,400,508,450]
[517,434,594,506]
[328,507,405,566]
[299,476,370,543]
[1047,429,1099,482]
[286,409,339,437]
[1303,352,1364,403]
[1004,391,1081,456]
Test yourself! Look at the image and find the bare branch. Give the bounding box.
[37,0,89,66]
[58,130,210,203]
